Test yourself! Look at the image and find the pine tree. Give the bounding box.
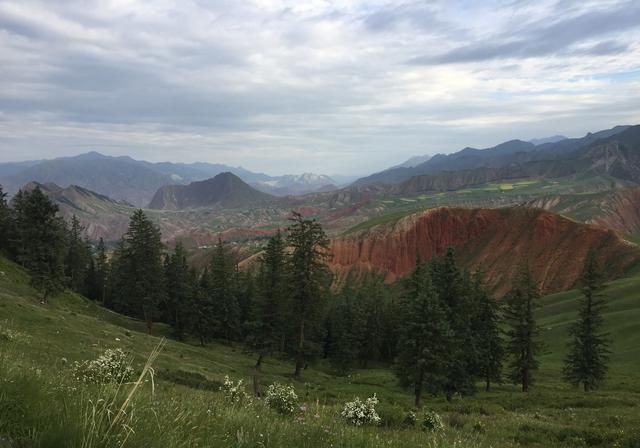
[184,267,216,346]
[430,249,479,398]
[0,185,13,255]
[65,215,90,293]
[473,272,504,391]
[164,242,191,339]
[248,230,288,369]
[286,212,331,378]
[12,187,67,302]
[326,283,359,374]
[117,209,164,332]
[504,266,541,392]
[395,262,451,407]
[209,239,241,343]
[94,238,109,303]
[563,253,611,391]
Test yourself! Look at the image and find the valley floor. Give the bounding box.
[1,255,639,448]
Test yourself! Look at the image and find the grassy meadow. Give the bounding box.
[1,255,640,447]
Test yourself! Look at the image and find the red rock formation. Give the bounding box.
[329,207,640,297]
[589,187,640,236]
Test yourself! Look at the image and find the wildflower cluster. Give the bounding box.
[220,375,251,405]
[340,394,381,426]
[0,323,29,343]
[73,348,134,384]
[264,382,298,415]
[422,410,445,433]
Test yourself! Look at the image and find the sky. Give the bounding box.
[0,0,639,176]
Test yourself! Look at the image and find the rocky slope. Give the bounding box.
[148,172,276,210]
[329,207,640,296]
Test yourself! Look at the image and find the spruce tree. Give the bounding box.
[209,239,241,343]
[94,238,109,303]
[473,272,504,391]
[395,262,451,407]
[286,212,331,378]
[0,185,12,255]
[164,242,190,339]
[563,253,611,391]
[119,209,164,332]
[504,266,541,392]
[12,187,67,302]
[65,215,90,293]
[249,230,288,368]
[430,249,479,398]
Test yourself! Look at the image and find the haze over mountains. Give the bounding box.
[0,152,339,207]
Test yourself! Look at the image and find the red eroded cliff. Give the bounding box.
[329,207,640,297]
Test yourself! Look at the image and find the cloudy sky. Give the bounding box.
[0,0,639,176]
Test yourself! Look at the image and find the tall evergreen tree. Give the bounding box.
[65,215,90,293]
[395,262,451,407]
[184,267,216,346]
[116,209,164,332]
[430,249,479,398]
[209,239,241,343]
[94,238,109,303]
[473,272,504,391]
[286,212,331,378]
[164,242,191,339]
[12,187,67,302]
[504,266,541,392]
[563,253,611,391]
[0,185,12,255]
[248,230,288,368]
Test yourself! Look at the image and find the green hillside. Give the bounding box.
[1,255,640,447]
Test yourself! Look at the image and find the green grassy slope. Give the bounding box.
[2,255,640,447]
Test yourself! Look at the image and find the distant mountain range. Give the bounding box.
[353,125,632,187]
[0,152,337,206]
[149,172,276,210]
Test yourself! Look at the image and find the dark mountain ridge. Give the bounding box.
[354,125,632,186]
[148,172,276,210]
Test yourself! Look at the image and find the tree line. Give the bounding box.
[0,184,611,402]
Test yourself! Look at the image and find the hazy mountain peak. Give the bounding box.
[529,135,568,146]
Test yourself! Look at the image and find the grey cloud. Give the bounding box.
[412,1,640,64]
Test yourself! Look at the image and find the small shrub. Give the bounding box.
[403,410,417,428]
[220,375,251,405]
[341,394,381,427]
[264,383,298,415]
[448,413,467,429]
[73,348,133,384]
[422,411,445,433]
[472,420,486,433]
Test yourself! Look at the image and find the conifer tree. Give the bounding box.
[248,230,288,368]
[563,253,611,391]
[164,242,190,339]
[209,239,241,343]
[504,266,541,392]
[0,185,12,254]
[286,212,331,378]
[430,249,479,398]
[94,238,109,303]
[12,187,67,302]
[395,262,451,407]
[118,209,164,332]
[473,272,504,391]
[326,283,359,374]
[65,215,90,293]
